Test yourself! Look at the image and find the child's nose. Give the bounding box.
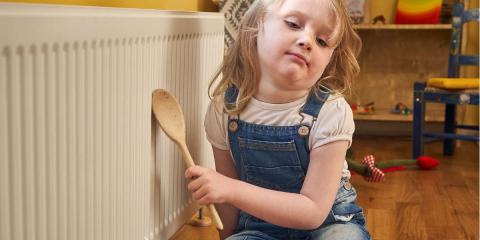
[298,41,312,51]
[297,40,312,51]
[296,33,313,51]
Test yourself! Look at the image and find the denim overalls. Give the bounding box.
[224,86,371,240]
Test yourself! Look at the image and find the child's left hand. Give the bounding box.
[185,166,234,205]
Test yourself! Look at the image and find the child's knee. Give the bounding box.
[310,223,371,240]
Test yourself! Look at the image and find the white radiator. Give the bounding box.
[0,3,223,240]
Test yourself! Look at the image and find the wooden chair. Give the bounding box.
[412,2,479,158]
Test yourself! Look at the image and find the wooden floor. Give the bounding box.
[171,136,479,240]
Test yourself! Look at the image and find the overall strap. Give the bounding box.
[301,88,330,119]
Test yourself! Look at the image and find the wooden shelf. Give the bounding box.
[354,110,411,122]
[353,24,451,30]
[353,108,444,122]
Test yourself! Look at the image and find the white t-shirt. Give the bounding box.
[204,94,354,178]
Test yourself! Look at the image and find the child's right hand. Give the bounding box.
[185,166,235,205]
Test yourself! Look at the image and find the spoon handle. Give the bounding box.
[208,204,224,230]
[180,143,224,230]
[180,143,196,168]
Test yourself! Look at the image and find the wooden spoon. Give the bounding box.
[152,89,224,230]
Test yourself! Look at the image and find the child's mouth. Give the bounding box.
[286,52,309,67]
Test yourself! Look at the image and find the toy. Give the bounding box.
[373,15,386,24]
[346,0,366,24]
[350,102,375,114]
[392,102,411,115]
[395,0,442,24]
[346,149,440,182]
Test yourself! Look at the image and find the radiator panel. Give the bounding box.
[0,3,223,240]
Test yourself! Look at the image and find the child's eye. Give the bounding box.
[284,20,300,29]
[316,37,328,47]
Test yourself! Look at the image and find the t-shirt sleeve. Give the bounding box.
[204,100,229,150]
[309,96,355,149]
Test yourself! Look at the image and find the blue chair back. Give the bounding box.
[448,2,479,78]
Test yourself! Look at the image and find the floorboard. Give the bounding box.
[171,137,479,240]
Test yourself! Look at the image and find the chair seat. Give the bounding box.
[415,82,479,105]
[424,85,479,94]
[427,77,479,89]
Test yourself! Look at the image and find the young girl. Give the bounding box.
[185,0,370,239]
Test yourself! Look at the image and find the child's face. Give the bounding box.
[257,0,336,96]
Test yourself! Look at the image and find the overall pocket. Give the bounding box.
[238,137,305,192]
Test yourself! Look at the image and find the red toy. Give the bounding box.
[350,102,375,114]
[347,154,440,182]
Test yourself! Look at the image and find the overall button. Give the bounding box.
[344,181,352,190]
[298,125,310,137]
[228,120,239,132]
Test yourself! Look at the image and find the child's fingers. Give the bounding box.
[197,193,214,205]
[187,176,205,192]
[192,186,208,202]
[185,165,204,179]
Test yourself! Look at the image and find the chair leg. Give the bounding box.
[443,104,456,155]
[413,85,425,158]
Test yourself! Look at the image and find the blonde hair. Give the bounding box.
[209,0,361,115]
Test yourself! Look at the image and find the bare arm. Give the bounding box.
[226,140,347,229]
[212,146,239,239]
[187,141,347,230]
